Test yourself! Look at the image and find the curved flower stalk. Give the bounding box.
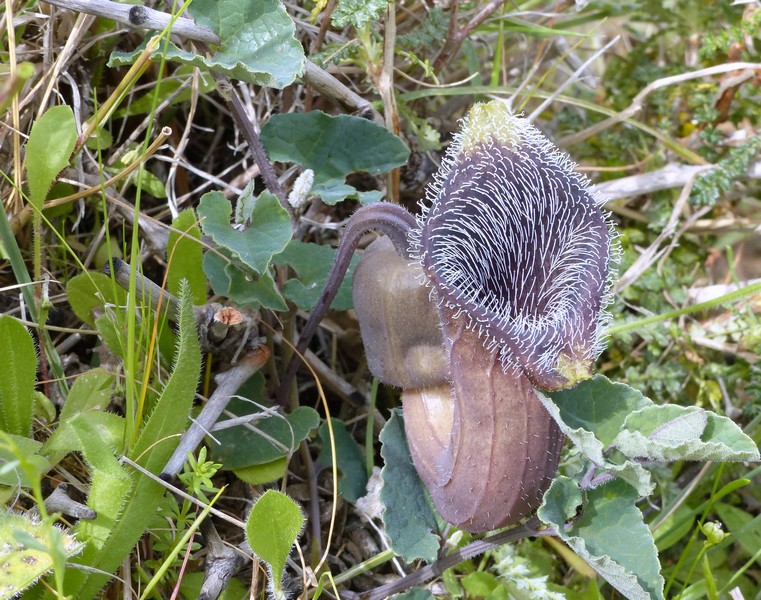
[284,100,614,532]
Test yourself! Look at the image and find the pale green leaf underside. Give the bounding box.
[615,405,760,462]
[108,0,304,87]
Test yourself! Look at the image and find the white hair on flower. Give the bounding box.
[412,101,617,390]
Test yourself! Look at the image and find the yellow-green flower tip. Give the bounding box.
[553,352,594,390]
[458,100,521,154]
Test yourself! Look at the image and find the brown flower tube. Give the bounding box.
[353,101,614,532]
[353,240,564,532]
[404,313,564,532]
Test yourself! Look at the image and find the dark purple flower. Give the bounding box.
[351,101,615,531]
[414,101,614,390]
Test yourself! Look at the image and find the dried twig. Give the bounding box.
[352,518,549,600]
[378,2,400,201]
[615,175,698,292]
[594,163,714,202]
[43,0,220,43]
[41,483,97,520]
[161,346,270,480]
[433,1,509,72]
[106,256,180,317]
[198,519,248,600]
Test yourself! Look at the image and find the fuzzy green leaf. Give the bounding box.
[130,281,201,471]
[58,370,115,423]
[109,0,304,88]
[539,477,665,600]
[260,111,409,198]
[68,283,200,598]
[64,411,132,563]
[379,409,439,564]
[0,511,81,600]
[25,105,77,210]
[536,475,582,527]
[614,405,760,462]
[198,191,292,275]
[167,209,206,305]
[42,411,124,472]
[538,376,656,495]
[544,376,652,462]
[0,316,37,437]
[273,240,359,310]
[233,457,288,485]
[245,490,304,594]
[316,419,368,503]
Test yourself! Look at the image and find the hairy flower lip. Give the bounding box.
[414,103,615,389]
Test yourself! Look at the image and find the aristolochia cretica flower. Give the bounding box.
[412,100,615,391]
[351,101,615,532]
[289,100,615,532]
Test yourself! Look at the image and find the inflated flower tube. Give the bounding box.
[402,316,564,532]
